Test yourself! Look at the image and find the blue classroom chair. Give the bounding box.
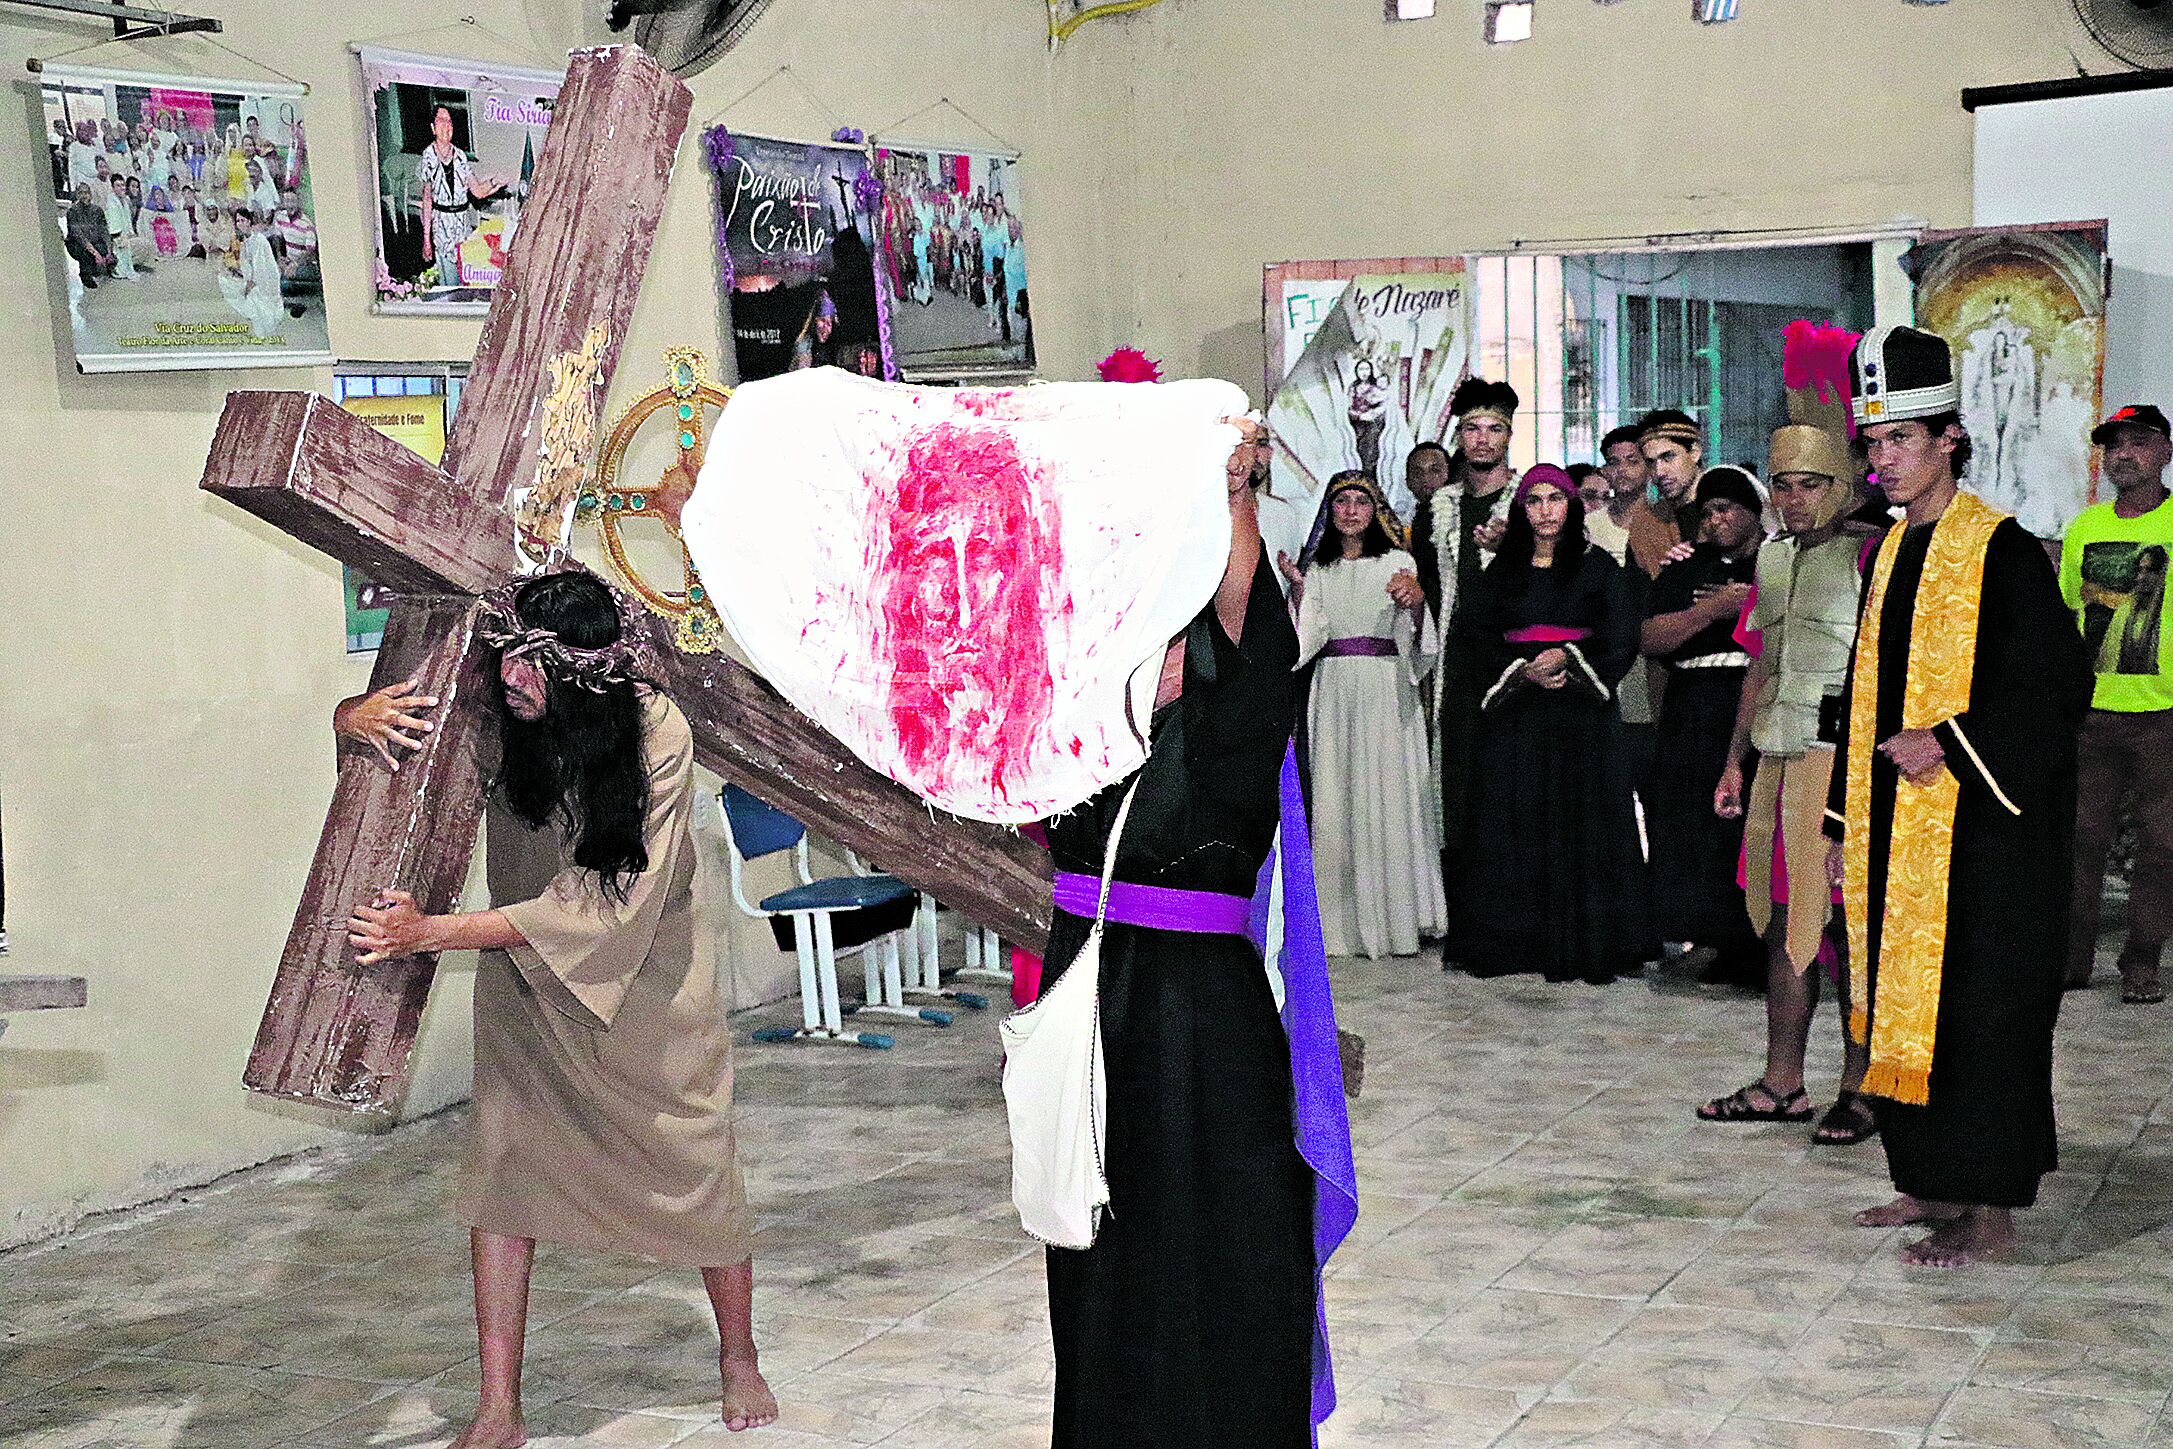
[715,785,949,1048]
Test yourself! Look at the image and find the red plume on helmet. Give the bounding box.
[1097,347,1163,383]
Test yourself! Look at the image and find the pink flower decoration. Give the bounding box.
[1097,347,1162,384]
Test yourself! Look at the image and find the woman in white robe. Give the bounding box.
[216,209,284,337]
[1285,471,1447,958]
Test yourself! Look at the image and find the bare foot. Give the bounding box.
[1854,1193,1962,1228]
[721,1352,778,1432]
[1900,1207,2016,1268]
[447,1405,527,1449]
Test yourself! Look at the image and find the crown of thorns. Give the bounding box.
[474,580,646,694]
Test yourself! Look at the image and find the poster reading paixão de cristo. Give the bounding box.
[704,128,889,385]
[358,46,562,315]
[40,64,329,372]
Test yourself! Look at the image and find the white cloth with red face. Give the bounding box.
[681,365,1247,825]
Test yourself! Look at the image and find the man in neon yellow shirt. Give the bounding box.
[2062,403,2173,1003]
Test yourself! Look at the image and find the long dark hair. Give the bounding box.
[1491,483,1587,582]
[493,573,650,901]
[1311,471,1397,567]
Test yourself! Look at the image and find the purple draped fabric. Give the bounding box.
[1249,742,1360,1433]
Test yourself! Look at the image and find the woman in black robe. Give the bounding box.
[1642,467,1766,984]
[1038,457,1316,1447]
[1451,465,1653,983]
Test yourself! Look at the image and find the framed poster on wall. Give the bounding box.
[356,47,563,316]
[1262,257,1471,573]
[333,367,463,651]
[704,128,889,384]
[1907,220,2110,538]
[38,63,330,372]
[872,143,1033,380]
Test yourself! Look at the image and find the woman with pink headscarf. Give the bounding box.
[1446,464,1654,983]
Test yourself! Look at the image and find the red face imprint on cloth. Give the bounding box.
[871,419,1066,805]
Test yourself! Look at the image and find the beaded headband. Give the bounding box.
[474,579,646,694]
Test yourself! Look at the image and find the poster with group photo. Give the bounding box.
[704,127,889,384]
[358,47,562,315]
[874,144,1033,379]
[39,65,329,372]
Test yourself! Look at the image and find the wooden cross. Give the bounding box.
[0,975,88,1046]
[198,45,1050,1117]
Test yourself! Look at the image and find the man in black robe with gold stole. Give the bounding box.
[1824,326,2090,1267]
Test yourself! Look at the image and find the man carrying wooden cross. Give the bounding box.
[343,571,776,1444]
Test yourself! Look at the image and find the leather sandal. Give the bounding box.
[1696,1080,1812,1123]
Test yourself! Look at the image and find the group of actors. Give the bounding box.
[1292,324,2173,1271]
[51,105,317,335]
[332,416,1331,1447]
[316,325,2173,1449]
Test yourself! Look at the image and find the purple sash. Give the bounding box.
[1051,873,1255,934]
[1321,636,1396,658]
[1044,744,1358,1436]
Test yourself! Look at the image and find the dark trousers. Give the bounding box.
[65,234,113,281]
[2068,707,2173,982]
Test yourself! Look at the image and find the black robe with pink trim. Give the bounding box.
[1824,518,2089,1207]
[1450,546,1654,982]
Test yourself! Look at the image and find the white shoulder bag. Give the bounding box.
[999,780,1141,1250]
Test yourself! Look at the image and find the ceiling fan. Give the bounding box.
[603,0,780,78]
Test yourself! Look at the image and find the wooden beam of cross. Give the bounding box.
[198,45,1051,1117]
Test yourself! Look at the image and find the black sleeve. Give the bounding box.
[1584,552,1641,692]
[1180,551,1300,828]
[1646,556,1698,621]
[1928,521,2092,821]
[1465,561,1531,711]
[1411,496,1442,619]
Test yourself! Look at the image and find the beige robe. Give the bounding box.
[455,691,752,1266]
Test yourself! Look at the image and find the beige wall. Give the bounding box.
[0,0,1109,1246]
[0,0,2104,1243]
[1102,0,2096,397]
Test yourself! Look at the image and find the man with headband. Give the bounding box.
[1826,326,2089,1267]
[1627,409,1705,580]
[335,570,775,1445]
[1641,464,1765,988]
[1702,425,1876,1142]
[1431,377,1520,950]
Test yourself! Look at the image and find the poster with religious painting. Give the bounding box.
[356,47,562,316]
[37,65,330,372]
[703,128,890,384]
[1262,263,1470,578]
[873,144,1034,380]
[1907,220,2110,538]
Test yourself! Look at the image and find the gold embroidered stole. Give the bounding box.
[1841,490,2006,1106]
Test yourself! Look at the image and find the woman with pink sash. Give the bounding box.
[1447,464,1653,982]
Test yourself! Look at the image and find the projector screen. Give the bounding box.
[1974,83,2173,421]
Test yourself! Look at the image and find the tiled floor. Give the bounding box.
[6,947,2173,1448]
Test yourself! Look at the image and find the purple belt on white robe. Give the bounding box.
[1320,635,1397,658]
[1047,744,1359,1437]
